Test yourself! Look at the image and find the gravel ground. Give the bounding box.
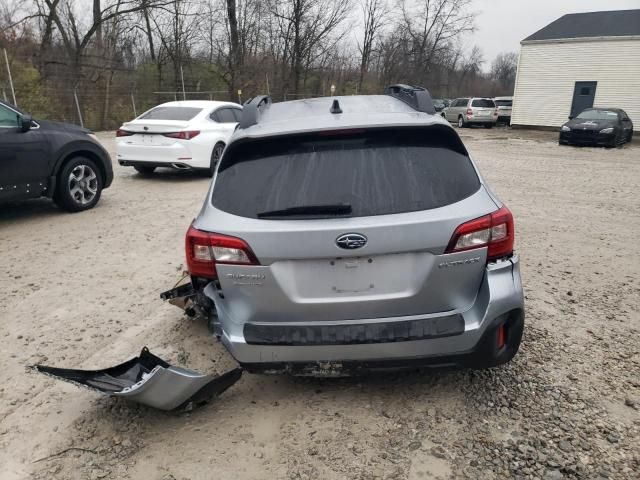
[0,127,638,480]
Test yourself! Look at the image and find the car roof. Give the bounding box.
[581,107,623,112]
[233,95,450,140]
[154,100,240,109]
[494,96,513,100]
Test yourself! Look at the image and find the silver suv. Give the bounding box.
[186,85,524,374]
[443,97,498,128]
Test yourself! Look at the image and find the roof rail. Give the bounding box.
[384,84,436,115]
[238,95,272,129]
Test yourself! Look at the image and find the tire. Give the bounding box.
[628,130,633,143]
[54,156,103,212]
[457,116,465,128]
[206,142,225,177]
[134,165,156,175]
[484,124,493,129]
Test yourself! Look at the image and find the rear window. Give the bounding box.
[494,100,512,107]
[212,128,480,219]
[139,106,202,121]
[472,99,495,108]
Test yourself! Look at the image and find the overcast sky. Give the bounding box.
[472,0,640,69]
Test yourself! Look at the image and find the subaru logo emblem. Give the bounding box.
[336,233,367,250]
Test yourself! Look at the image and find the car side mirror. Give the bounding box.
[568,115,574,120]
[20,114,33,132]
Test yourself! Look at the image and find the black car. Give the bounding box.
[559,108,634,147]
[0,101,113,212]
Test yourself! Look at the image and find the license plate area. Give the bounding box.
[330,257,376,294]
[142,134,161,145]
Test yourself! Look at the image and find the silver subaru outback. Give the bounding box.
[186,85,524,374]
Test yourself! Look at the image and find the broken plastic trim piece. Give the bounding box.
[33,347,242,411]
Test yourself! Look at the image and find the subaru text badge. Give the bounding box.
[336,233,367,250]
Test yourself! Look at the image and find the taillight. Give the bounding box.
[466,108,473,116]
[163,131,201,140]
[185,224,259,279]
[116,129,133,137]
[445,206,514,262]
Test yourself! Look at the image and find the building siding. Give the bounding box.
[512,38,640,131]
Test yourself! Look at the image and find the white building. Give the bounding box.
[512,9,640,131]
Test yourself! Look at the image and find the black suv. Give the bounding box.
[0,101,113,212]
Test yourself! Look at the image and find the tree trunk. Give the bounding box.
[93,0,103,51]
[226,0,240,100]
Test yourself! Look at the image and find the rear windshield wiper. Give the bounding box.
[257,204,352,218]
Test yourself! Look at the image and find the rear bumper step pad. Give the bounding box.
[33,347,242,411]
[244,314,465,346]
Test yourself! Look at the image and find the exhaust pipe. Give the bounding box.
[171,163,191,170]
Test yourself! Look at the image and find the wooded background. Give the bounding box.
[0,0,517,130]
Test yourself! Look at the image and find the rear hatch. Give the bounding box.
[197,126,498,324]
[471,99,496,118]
[495,99,513,115]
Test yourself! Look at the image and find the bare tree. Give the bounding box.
[398,0,475,84]
[269,0,351,95]
[490,51,517,94]
[357,0,387,92]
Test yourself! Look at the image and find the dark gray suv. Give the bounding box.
[185,85,524,374]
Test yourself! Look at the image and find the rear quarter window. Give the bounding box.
[212,127,480,219]
[139,106,202,121]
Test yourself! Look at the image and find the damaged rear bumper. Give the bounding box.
[34,347,242,411]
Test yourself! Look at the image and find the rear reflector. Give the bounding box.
[185,224,259,279]
[445,206,515,262]
[497,324,506,349]
[163,131,201,140]
[116,129,133,137]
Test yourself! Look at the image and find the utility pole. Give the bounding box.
[3,49,17,106]
[74,88,84,127]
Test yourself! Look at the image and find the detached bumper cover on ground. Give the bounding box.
[33,347,242,410]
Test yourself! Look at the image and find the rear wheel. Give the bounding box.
[134,165,156,175]
[457,116,465,128]
[55,157,103,212]
[206,142,225,177]
[628,130,634,143]
[484,124,493,129]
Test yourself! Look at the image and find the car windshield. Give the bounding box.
[138,106,202,121]
[576,109,618,121]
[495,100,512,107]
[472,99,495,108]
[433,100,445,107]
[212,128,480,219]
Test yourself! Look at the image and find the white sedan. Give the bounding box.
[116,100,242,176]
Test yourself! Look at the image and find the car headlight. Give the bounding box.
[561,125,571,132]
[599,127,614,134]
